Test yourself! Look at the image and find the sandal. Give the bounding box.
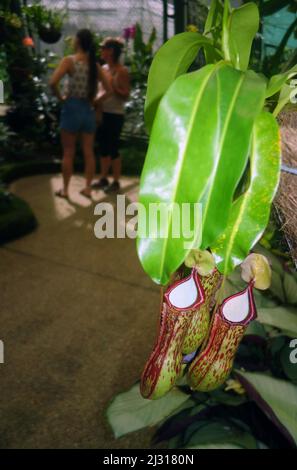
[91,178,109,190]
[80,189,92,200]
[55,189,68,199]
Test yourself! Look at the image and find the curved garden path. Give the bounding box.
[0,173,159,449]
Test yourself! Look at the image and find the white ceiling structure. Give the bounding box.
[37,0,174,55]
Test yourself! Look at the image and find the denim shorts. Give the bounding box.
[60,97,96,133]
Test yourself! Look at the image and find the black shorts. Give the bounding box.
[97,112,124,159]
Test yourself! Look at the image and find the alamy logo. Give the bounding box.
[0,80,4,104]
[0,340,4,364]
[94,196,202,249]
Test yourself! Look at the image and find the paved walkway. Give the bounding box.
[0,174,160,449]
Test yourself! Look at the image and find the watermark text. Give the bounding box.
[94,196,202,248]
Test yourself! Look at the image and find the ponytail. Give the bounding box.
[76,29,98,102]
[87,42,98,102]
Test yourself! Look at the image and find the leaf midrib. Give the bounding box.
[220,114,280,274]
[158,62,226,282]
[201,71,245,231]
[221,126,256,274]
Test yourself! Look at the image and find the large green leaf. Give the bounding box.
[203,0,224,63]
[211,112,281,274]
[228,3,259,71]
[283,271,297,305]
[245,320,267,338]
[186,443,244,449]
[266,64,297,98]
[200,69,266,250]
[222,0,231,61]
[270,270,286,303]
[257,306,297,337]
[106,383,190,438]
[137,63,266,285]
[204,0,224,36]
[144,32,213,133]
[281,341,297,383]
[183,421,257,449]
[236,371,297,446]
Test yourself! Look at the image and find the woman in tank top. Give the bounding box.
[50,29,110,199]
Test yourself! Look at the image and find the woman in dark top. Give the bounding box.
[93,37,130,193]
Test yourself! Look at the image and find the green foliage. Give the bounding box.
[266,64,297,98]
[204,0,224,38]
[107,248,297,448]
[226,2,259,71]
[0,10,22,29]
[272,83,295,117]
[144,32,213,133]
[211,112,281,274]
[236,371,297,446]
[123,2,297,448]
[23,3,65,32]
[183,421,257,449]
[124,24,156,138]
[106,383,190,438]
[0,49,10,99]
[0,191,37,244]
[1,7,52,153]
[0,160,61,184]
[129,23,156,85]
[2,9,61,156]
[280,342,297,383]
[258,306,297,336]
[137,1,288,285]
[0,122,15,149]
[138,62,267,284]
[265,63,297,116]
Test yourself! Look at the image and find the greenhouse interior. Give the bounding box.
[0,0,297,456]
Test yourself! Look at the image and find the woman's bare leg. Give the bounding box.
[61,129,77,196]
[82,132,96,195]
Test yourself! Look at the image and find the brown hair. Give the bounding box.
[76,29,97,101]
[101,37,124,62]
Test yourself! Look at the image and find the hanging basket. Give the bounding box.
[38,26,61,44]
